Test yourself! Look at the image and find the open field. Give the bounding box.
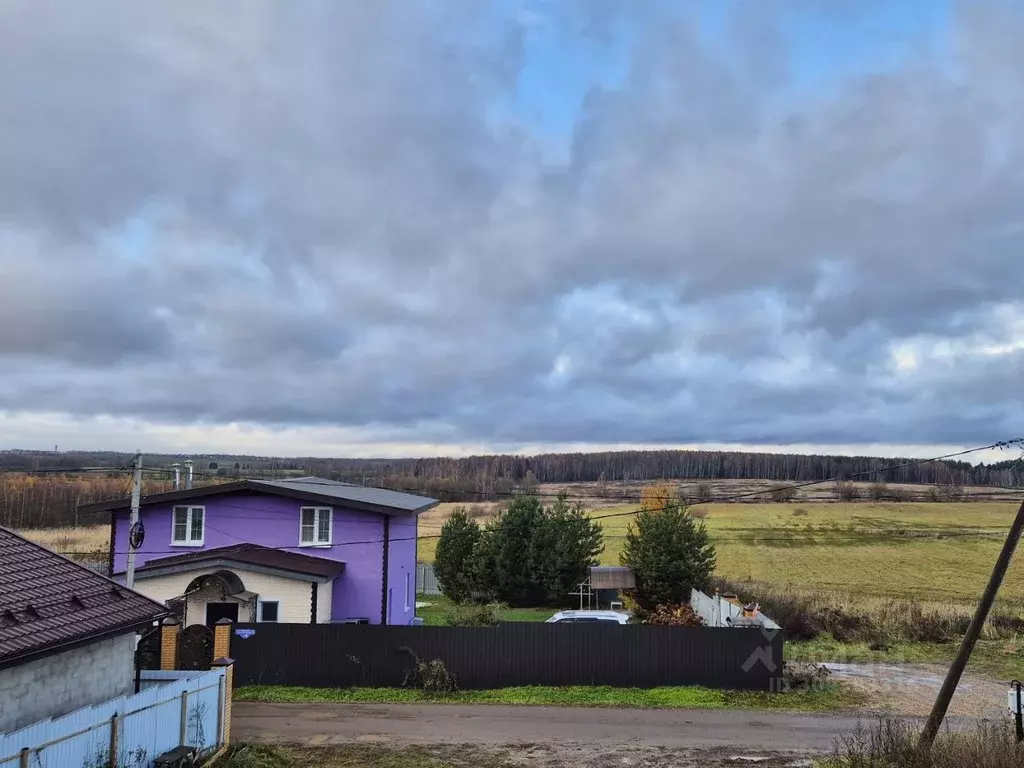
[18,525,108,562]
[20,489,1024,608]
[418,497,1024,607]
[540,478,1024,504]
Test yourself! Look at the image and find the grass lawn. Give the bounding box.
[417,501,1024,608]
[415,595,553,625]
[236,682,862,712]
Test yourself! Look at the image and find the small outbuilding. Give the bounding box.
[0,527,169,732]
[587,566,636,609]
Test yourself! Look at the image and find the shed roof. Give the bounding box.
[0,527,169,669]
[78,476,438,517]
[589,566,636,590]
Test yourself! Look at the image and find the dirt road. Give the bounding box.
[234,701,864,754]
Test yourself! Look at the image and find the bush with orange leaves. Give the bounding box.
[641,603,704,627]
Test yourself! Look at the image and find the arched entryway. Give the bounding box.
[177,570,258,627]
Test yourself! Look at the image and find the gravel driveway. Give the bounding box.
[825,662,1009,718]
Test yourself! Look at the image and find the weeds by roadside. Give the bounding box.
[217,743,511,768]
[218,744,293,768]
[825,716,1024,767]
[715,577,1024,646]
[400,648,459,694]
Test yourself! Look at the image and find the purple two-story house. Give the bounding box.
[81,478,436,626]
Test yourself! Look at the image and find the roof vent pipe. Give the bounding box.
[171,463,181,491]
[184,460,194,490]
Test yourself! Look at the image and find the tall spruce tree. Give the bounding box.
[433,507,481,603]
[621,495,716,611]
[472,493,603,607]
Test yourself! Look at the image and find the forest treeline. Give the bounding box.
[0,474,175,530]
[327,450,1023,500]
[2,446,1021,528]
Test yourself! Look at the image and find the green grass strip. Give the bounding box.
[236,683,860,711]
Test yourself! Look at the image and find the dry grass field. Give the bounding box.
[541,478,1023,504]
[20,480,1024,610]
[417,488,1024,609]
[19,525,109,562]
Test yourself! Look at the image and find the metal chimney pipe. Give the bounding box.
[171,463,181,491]
[184,460,194,490]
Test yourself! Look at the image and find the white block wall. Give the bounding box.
[316,579,333,623]
[130,566,328,625]
[0,633,136,733]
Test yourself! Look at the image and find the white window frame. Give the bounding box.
[404,571,411,612]
[257,599,280,623]
[299,507,332,547]
[171,505,205,547]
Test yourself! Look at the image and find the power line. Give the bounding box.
[52,528,1017,559]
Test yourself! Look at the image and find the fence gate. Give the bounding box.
[136,627,162,671]
[179,624,214,670]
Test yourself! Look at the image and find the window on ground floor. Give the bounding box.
[258,600,279,622]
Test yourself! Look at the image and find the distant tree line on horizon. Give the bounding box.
[347,451,1022,502]
[2,446,1020,529]
[334,449,1022,493]
[4,446,1020,491]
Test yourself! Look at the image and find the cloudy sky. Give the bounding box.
[1,0,1023,460]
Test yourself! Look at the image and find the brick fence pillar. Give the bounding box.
[213,617,233,660]
[159,617,180,671]
[211,657,235,748]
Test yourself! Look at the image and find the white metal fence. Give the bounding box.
[416,563,441,596]
[691,588,781,630]
[0,668,226,768]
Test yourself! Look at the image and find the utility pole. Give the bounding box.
[920,498,1024,748]
[125,453,142,589]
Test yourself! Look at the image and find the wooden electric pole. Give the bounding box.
[919,498,1024,748]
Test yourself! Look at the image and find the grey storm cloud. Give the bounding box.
[1,0,1023,448]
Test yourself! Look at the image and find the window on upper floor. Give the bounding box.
[172,506,204,546]
[300,507,332,546]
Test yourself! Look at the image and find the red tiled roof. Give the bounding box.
[134,543,345,580]
[0,527,169,668]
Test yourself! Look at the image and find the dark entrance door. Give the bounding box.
[206,602,239,626]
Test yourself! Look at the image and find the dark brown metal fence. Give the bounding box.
[228,623,783,691]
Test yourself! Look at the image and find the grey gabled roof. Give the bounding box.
[251,477,433,513]
[78,476,437,517]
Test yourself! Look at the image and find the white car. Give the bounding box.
[544,610,631,624]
